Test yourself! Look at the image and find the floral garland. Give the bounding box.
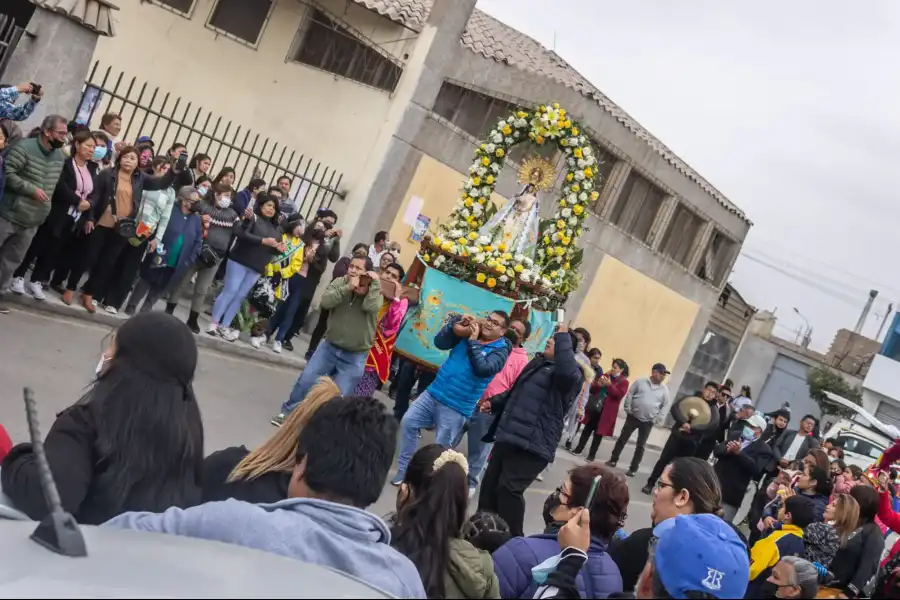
[424,103,600,296]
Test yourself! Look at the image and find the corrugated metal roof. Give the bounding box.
[352,0,749,224]
[29,0,118,37]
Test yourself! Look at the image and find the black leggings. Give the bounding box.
[12,221,72,283]
[574,411,604,458]
[75,226,128,297]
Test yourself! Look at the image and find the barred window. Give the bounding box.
[433,82,519,139]
[207,0,273,46]
[696,230,738,286]
[660,203,705,267]
[609,172,665,243]
[151,0,195,14]
[293,10,402,93]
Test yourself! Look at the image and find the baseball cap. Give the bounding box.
[731,396,753,411]
[745,414,767,430]
[652,363,670,374]
[653,514,749,599]
[136,135,154,146]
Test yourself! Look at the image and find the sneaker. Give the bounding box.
[250,336,264,349]
[641,484,653,495]
[206,323,220,336]
[26,281,46,301]
[92,299,98,307]
[390,475,403,487]
[626,469,637,478]
[535,472,544,482]
[0,303,9,315]
[222,328,240,342]
[270,413,286,427]
[272,341,282,354]
[104,305,118,315]
[283,339,294,352]
[10,277,25,295]
[605,460,618,468]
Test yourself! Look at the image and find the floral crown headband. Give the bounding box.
[433,449,469,475]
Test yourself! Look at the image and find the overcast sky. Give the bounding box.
[478,0,900,351]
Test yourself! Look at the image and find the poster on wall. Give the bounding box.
[410,214,430,242]
[75,86,104,126]
[403,196,424,226]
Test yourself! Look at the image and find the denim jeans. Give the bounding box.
[211,259,259,328]
[267,275,304,342]
[395,390,468,480]
[464,411,494,489]
[281,340,367,414]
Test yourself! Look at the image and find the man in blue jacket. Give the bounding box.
[478,324,584,537]
[391,311,511,486]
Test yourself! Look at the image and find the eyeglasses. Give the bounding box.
[483,318,506,328]
[655,480,675,492]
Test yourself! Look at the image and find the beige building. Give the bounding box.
[3,0,752,393]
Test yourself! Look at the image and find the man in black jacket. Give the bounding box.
[774,414,820,468]
[694,382,730,461]
[478,325,584,537]
[714,413,772,524]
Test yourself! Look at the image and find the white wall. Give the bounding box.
[863,354,900,409]
[92,0,416,220]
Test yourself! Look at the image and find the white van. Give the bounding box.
[821,391,895,470]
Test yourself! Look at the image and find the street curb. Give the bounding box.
[4,293,308,372]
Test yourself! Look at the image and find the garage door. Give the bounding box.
[875,401,900,429]
[757,355,821,426]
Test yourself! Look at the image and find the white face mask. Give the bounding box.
[216,196,231,208]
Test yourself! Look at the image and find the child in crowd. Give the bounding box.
[462,511,512,554]
[747,495,815,598]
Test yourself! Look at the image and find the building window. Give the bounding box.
[433,82,519,140]
[696,229,737,285]
[292,10,403,93]
[207,0,273,47]
[660,203,705,267]
[149,0,195,15]
[609,171,665,243]
[586,139,616,203]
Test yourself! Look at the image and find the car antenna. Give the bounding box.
[23,387,87,557]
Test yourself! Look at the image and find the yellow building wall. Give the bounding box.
[388,155,509,261]
[576,256,699,378]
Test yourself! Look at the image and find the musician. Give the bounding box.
[642,382,720,495]
[695,383,731,461]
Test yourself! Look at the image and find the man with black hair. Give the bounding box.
[368,230,389,265]
[392,310,510,486]
[106,395,426,598]
[775,414,820,466]
[276,175,292,197]
[233,177,267,216]
[695,382,731,461]
[282,208,342,351]
[274,254,382,424]
[747,495,814,598]
[478,324,583,537]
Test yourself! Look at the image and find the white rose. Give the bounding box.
[524,257,534,266]
[472,203,483,215]
[490,163,500,173]
[482,186,491,195]
[558,269,566,277]
[499,275,509,283]
[449,229,462,239]
[567,193,577,203]
[583,147,593,156]
[574,171,585,181]
[579,192,588,201]
[469,188,480,197]
[478,235,491,245]
[561,208,572,218]
[515,118,528,128]
[461,209,470,217]
[491,132,503,144]
[477,166,487,176]
[569,137,579,146]
[474,253,485,263]
[520,272,531,283]
[567,158,576,167]
[514,253,524,262]
[577,159,586,168]
[585,156,596,166]
[513,130,521,138]
[505,137,513,144]
[583,180,593,190]
[485,143,496,153]
[568,217,578,226]
[498,120,507,128]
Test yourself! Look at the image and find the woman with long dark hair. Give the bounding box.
[211,166,236,188]
[1,312,204,525]
[572,358,629,462]
[391,444,499,599]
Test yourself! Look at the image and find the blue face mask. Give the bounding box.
[531,554,562,585]
[92,146,107,162]
[742,426,756,441]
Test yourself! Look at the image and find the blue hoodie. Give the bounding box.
[104,497,425,598]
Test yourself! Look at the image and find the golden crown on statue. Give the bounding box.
[517,156,556,192]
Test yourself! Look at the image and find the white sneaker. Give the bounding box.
[250,336,264,349]
[10,277,25,295]
[206,323,220,336]
[272,341,282,354]
[104,305,118,315]
[25,281,45,301]
[91,299,98,307]
[222,328,240,342]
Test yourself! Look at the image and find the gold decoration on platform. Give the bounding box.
[518,156,556,192]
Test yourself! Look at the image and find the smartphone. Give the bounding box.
[176,150,188,170]
[556,308,565,323]
[30,83,42,95]
[580,474,602,524]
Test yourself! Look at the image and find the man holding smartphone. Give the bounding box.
[0,83,42,122]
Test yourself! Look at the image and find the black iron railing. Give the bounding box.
[0,15,24,80]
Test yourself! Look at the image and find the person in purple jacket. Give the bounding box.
[491,463,627,599]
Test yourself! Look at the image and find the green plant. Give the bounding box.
[807,365,863,418]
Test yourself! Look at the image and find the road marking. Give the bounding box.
[8,306,113,332]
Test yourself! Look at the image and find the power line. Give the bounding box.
[737,254,867,307]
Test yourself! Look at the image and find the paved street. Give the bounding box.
[0,307,660,535]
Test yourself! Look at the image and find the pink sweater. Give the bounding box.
[481,347,530,399]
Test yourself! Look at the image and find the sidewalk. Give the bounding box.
[3,290,309,372]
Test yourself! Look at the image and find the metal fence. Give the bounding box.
[0,14,24,80]
[75,62,345,220]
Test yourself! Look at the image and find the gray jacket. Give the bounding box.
[774,430,820,463]
[622,376,670,423]
[104,497,426,598]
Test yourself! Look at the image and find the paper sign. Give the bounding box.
[403,196,425,227]
[410,214,431,242]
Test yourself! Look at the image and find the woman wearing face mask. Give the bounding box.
[492,464,627,599]
[608,457,743,593]
[10,130,99,300]
[391,444,500,599]
[164,183,239,333]
[0,312,204,524]
[66,147,178,314]
[571,358,629,461]
[124,186,204,314]
[208,194,284,342]
[195,175,212,197]
[102,155,177,315]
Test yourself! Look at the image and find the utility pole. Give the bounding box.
[876,303,894,341]
[855,289,879,334]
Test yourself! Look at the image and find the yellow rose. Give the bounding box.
[423,253,431,262]
[557,247,566,256]
[481,157,490,166]
[559,108,566,116]
[514,264,524,273]
[495,265,505,274]
[557,219,566,229]
[484,245,493,253]
[571,184,580,192]
[550,271,558,278]
[564,120,572,128]
[472,176,481,186]
[557,120,566,128]
[543,236,551,245]
[486,175,494,184]
[590,191,599,201]
[552,102,560,109]
[498,243,507,252]
[540,105,546,111]
[566,173,573,182]
[487,277,497,288]
[535,135,545,145]
[433,236,443,246]
[457,237,467,246]
[517,111,527,118]
[571,126,579,135]
[496,148,505,158]
[466,215,476,224]
[502,125,512,135]
[562,237,570,246]
[560,199,567,207]
[441,241,453,251]
[468,231,478,240]
[502,252,513,261]
[573,204,584,215]
[464,198,474,207]
[573,148,583,159]
[478,198,486,205]
[476,272,486,283]
[584,167,594,178]
[560,139,568,146]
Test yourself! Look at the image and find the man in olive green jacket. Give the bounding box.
[0,114,67,314]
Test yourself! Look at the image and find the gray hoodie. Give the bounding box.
[622,376,670,423]
[104,497,425,598]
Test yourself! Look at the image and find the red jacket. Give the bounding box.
[0,424,12,463]
[584,375,629,437]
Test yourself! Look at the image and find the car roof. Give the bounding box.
[0,520,393,598]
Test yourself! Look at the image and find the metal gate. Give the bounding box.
[757,355,820,423]
[75,62,345,220]
[0,14,24,80]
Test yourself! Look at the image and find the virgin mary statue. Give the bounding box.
[478,184,541,258]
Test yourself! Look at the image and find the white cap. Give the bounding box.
[746,414,767,430]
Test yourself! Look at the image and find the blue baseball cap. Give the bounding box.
[653,514,749,599]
